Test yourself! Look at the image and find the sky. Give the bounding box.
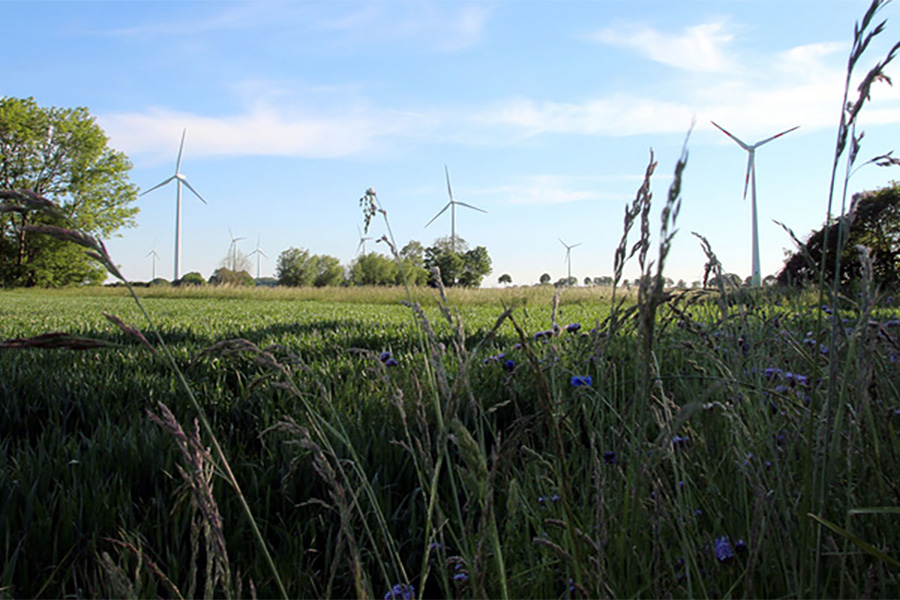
[3,0,900,287]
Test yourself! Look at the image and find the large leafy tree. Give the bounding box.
[276,247,315,286]
[350,252,399,286]
[778,183,900,288]
[424,235,492,287]
[0,97,139,286]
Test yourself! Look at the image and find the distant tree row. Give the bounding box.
[276,235,492,288]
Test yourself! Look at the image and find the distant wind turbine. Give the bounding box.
[139,129,207,281]
[146,248,160,281]
[227,226,245,271]
[248,235,268,280]
[356,225,373,255]
[425,165,486,253]
[560,238,582,286]
[711,121,799,287]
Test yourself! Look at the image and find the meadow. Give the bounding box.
[2,278,900,599]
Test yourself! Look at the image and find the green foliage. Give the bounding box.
[175,271,205,286]
[312,254,345,287]
[0,96,138,287]
[208,267,254,286]
[277,247,344,287]
[276,247,314,286]
[424,235,492,287]
[350,252,399,286]
[779,183,900,288]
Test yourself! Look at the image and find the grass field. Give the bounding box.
[2,281,900,599]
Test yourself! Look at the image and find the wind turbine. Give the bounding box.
[711,121,799,287]
[356,225,373,255]
[425,165,486,253]
[559,238,582,286]
[146,248,160,281]
[140,129,207,281]
[227,226,245,271]
[248,235,268,280]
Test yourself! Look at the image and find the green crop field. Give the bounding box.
[2,282,900,599]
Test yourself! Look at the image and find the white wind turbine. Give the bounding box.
[356,225,373,255]
[140,129,207,281]
[146,248,160,280]
[560,238,582,286]
[425,165,486,253]
[711,121,799,287]
[227,226,245,271]
[248,235,268,280]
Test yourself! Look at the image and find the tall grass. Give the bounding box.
[1,2,900,598]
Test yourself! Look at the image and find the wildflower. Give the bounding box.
[453,572,468,583]
[384,583,415,600]
[714,536,735,563]
[504,359,515,372]
[571,375,592,387]
[379,351,392,363]
[602,451,617,465]
[822,305,833,315]
[672,435,690,449]
[385,358,399,367]
[735,538,748,553]
[565,322,581,333]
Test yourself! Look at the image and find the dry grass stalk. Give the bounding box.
[0,331,114,350]
[147,402,232,599]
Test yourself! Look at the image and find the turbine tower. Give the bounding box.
[425,165,486,253]
[248,235,268,280]
[227,226,245,271]
[560,238,582,286]
[146,248,160,281]
[711,121,799,287]
[140,129,207,281]
[356,225,373,255]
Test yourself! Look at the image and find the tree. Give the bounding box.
[0,97,138,286]
[778,184,900,288]
[584,276,592,286]
[277,247,315,286]
[350,252,399,286]
[208,267,254,286]
[176,271,205,286]
[313,254,344,287]
[424,235,492,287]
[498,273,512,285]
[540,273,551,285]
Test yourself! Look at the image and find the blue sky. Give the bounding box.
[3,0,900,286]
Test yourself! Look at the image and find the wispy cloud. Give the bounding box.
[587,20,734,72]
[100,102,431,162]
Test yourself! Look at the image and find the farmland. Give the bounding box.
[2,283,900,598]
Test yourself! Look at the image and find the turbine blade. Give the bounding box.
[754,125,800,148]
[176,128,186,172]
[559,238,567,248]
[743,153,753,200]
[571,242,582,248]
[711,121,751,151]
[455,201,487,213]
[180,178,208,204]
[425,203,451,227]
[139,175,177,196]
[445,165,453,201]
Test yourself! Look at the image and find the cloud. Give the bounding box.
[588,20,734,72]
[100,103,432,162]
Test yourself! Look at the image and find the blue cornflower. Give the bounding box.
[380,351,392,362]
[571,375,592,387]
[385,358,399,367]
[672,435,690,448]
[565,322,581,333]
[504,359,515,372]
[384,583,416,600]
[453,572,468,583]
[714,536,735,563]
[735,538,748,553]
[603,451,617,465]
